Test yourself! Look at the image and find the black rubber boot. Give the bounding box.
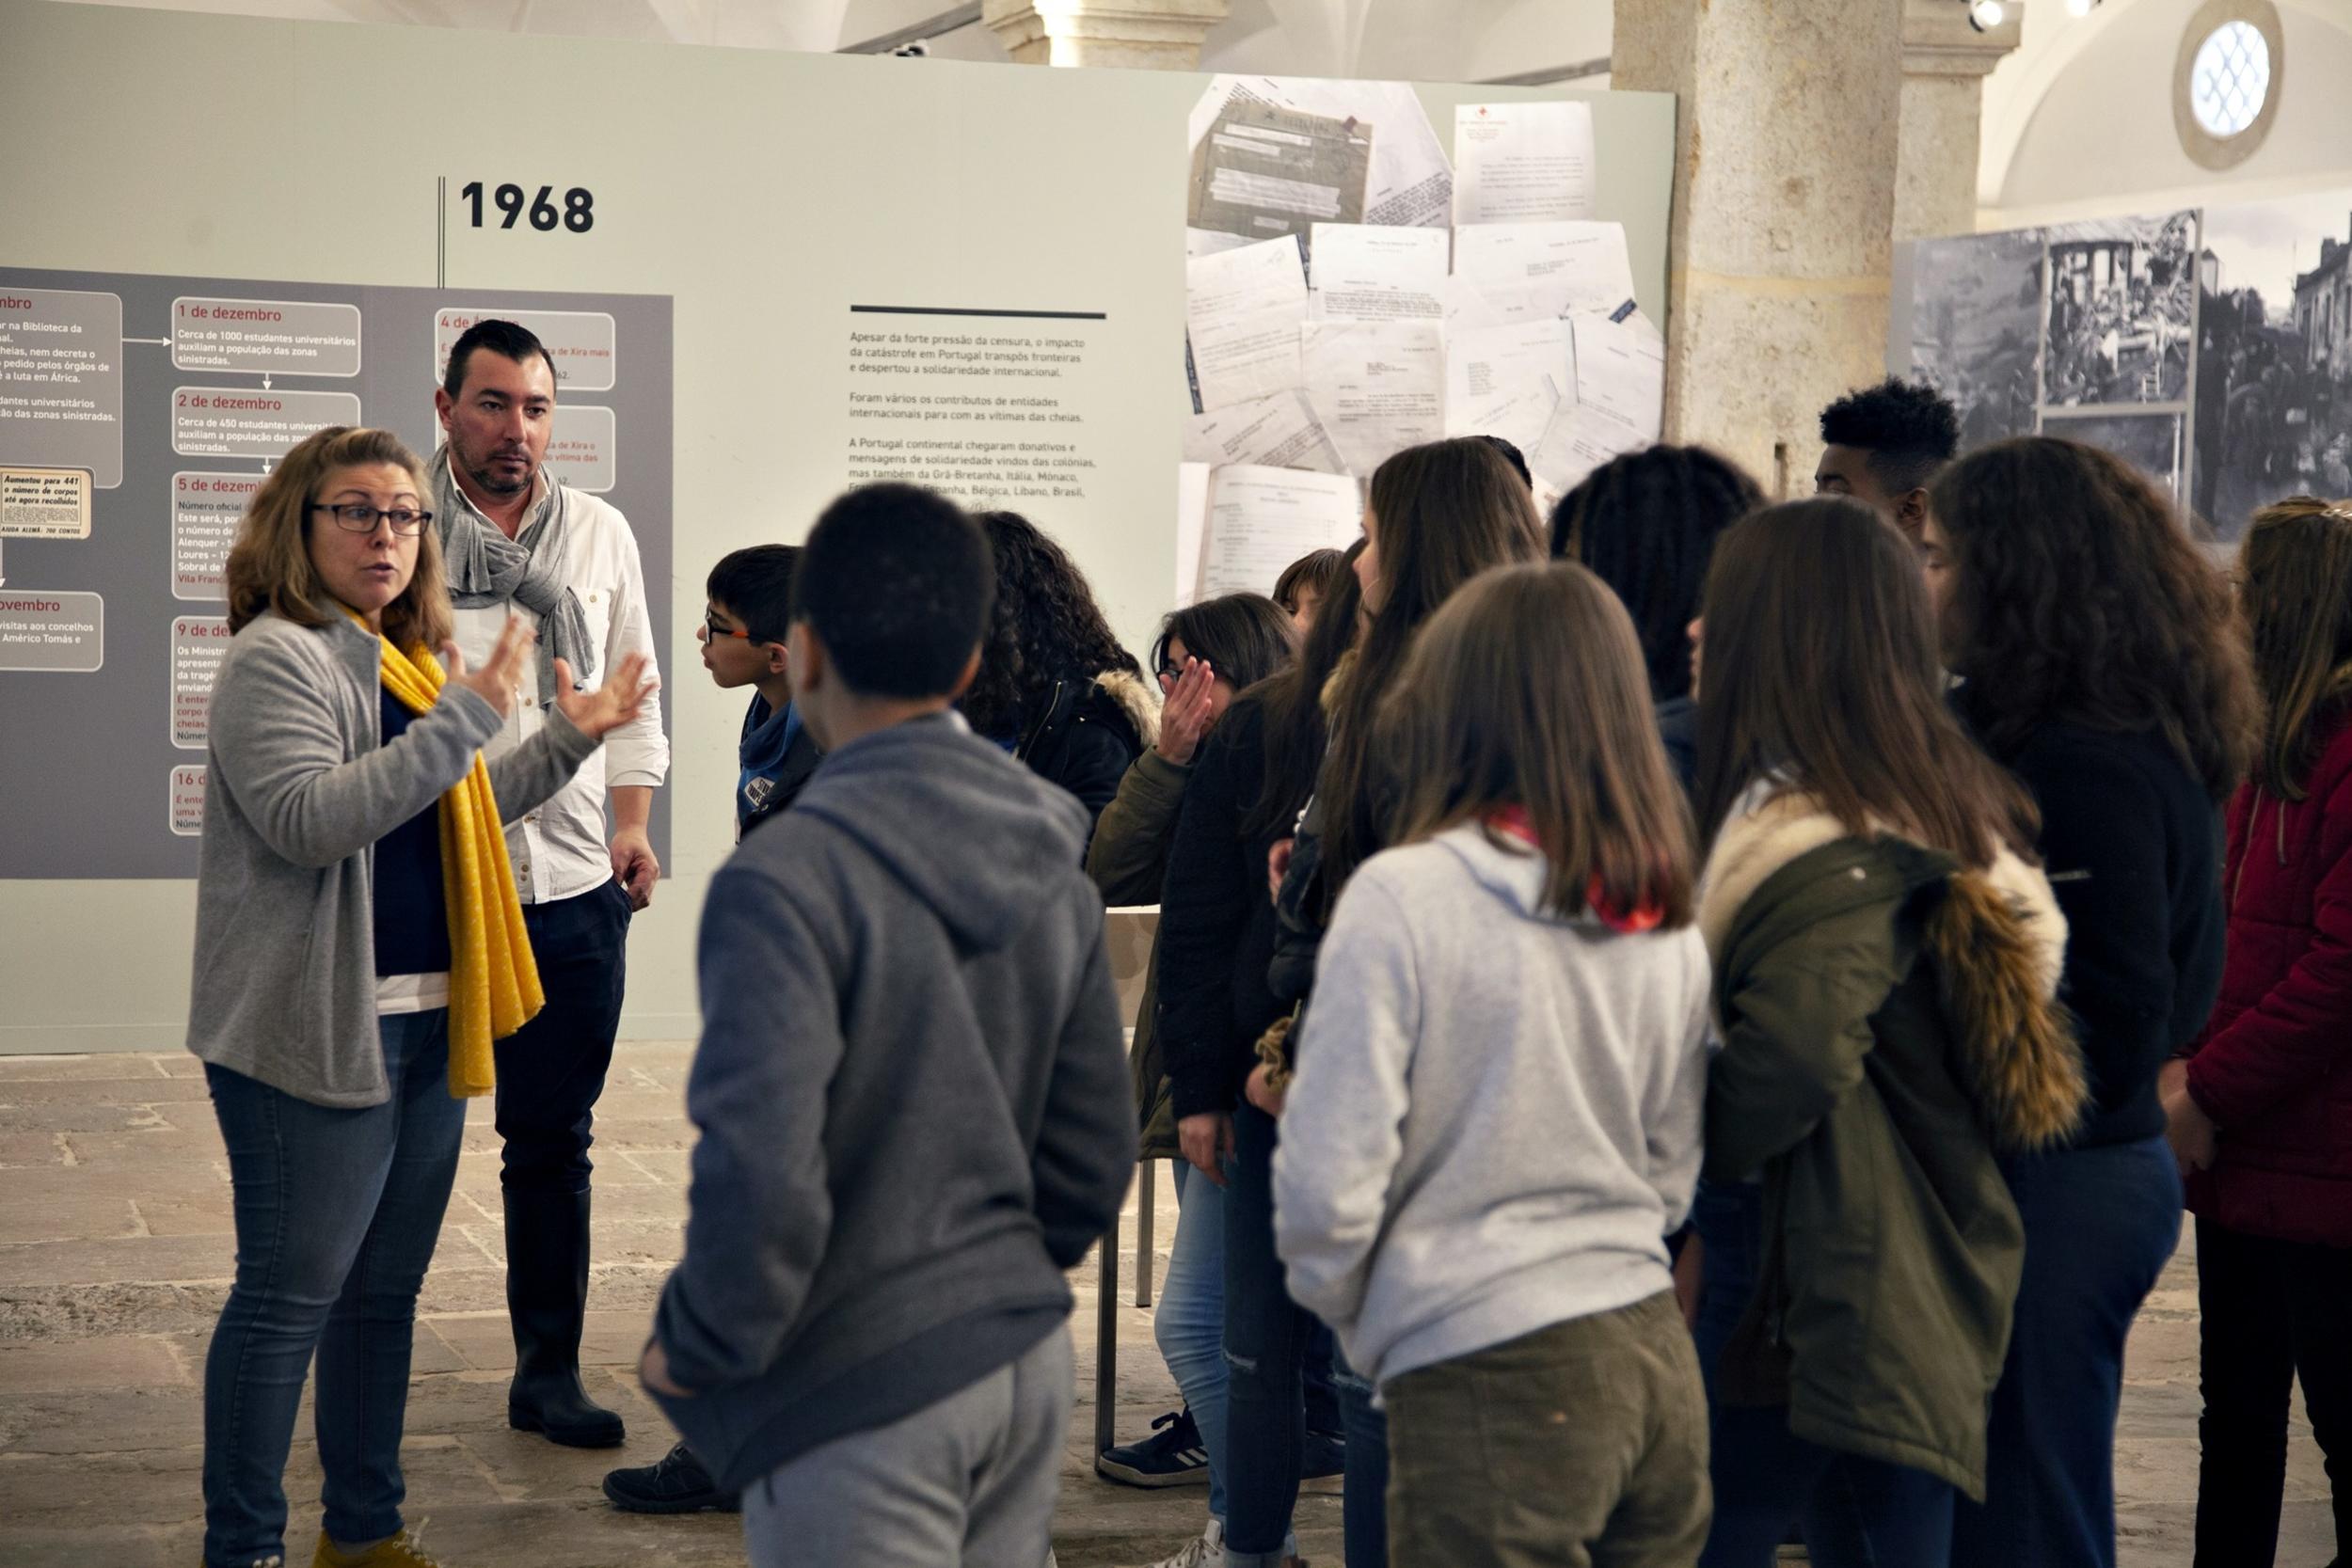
[503,1186,626,1449]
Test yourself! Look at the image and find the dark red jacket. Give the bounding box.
[2185,714,2352,1246]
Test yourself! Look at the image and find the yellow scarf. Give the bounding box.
[370,626,545,1096]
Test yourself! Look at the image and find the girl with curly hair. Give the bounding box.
[961,511,1158,848]
[1924,436,2259,1568]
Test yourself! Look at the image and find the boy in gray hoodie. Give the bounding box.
[641,483,1136,1567]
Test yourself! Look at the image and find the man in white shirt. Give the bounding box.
[432,319,669,1449]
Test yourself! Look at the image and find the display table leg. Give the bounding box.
[1092,1198,1120,1457]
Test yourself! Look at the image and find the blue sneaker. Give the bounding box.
[1096,1407,1211,1489]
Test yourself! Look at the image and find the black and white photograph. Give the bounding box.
[2193,189,2352,537]
[1910,227,2046,450]
[2041,210,2200,407]
[2045,410,2187,503]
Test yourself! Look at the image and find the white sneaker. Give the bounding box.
[1130,1519,1223,1568]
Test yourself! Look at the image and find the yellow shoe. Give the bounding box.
[309,1528,448,1568]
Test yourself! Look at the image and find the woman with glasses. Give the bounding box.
[191,426,654,1568]
[1087,593,1298,1568]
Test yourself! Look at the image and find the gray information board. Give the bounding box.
[0,268,673,879]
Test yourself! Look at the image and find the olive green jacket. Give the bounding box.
[1698,793,2088,1501]
[1087,749,1191,1159]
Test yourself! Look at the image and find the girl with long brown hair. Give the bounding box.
[1924,437,2258,1568]
[1692,498,2084,1568]
[1196,436,1542,1568]
[1273,562,1714,1566]
[2166,498,2352,1567]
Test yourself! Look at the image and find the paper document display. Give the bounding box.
[1189,96,1372,246]
[1181,463,1362,605]
[1187,237,1308,332]
[1184,389,1345,473]
[1444,318,1572,455]
[1453,101,1597,226]
[1186,228,1258,260]
[1192,309,1309,414]
[1302,320,1445,477]
[1529,400,1651,503]
[1308,224,1448,322]
[1452,222,1636,319]
[1195,76,1454,231]
[1176,461,1213,603]
[1571,311,1666,435]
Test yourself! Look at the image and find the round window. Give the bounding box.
[2190,20,2270,137]
[2174,0,2282,171]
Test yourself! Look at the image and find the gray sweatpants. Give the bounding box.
[742,1325,1073,1568]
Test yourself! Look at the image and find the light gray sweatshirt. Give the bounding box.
[1272,821,1712,1388]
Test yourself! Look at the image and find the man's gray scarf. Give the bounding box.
[432,447,596,705]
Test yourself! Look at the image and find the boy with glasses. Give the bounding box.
[603,544,817,1520]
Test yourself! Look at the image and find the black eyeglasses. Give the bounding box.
[704,608,759,641]
[311,503,434,536]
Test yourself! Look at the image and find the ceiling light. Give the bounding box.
[2064,0,2099,16]
[1968,0,2007,30]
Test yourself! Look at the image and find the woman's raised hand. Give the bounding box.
[1155,657,1218,767]
[554,651,659,741]
[441,618,535,718]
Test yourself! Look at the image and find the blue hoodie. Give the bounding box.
[652,712,1136,1488]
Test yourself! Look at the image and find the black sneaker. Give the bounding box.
[602,1441,741,1513]
[1303,1427,1344,1481]
[1095,1407,1212,1489]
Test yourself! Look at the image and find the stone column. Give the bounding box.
[1611,0,1907,498]
[1896,0,2022,242]
[982,0,1230,68]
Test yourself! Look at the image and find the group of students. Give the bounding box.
[1076,379,2345,1568]
[181,367,2346,1568]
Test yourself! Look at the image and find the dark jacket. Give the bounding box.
[1013,668,1157,852]
[2184,713,2352,1247]
[1700,792,2087,1501]
[1962,701,2229,1148]
[650,713,1136,1490]
[1157,694,1294,1122]
[1087,748,1192,1158]
[737,693,821,839]
[1655,696,1698,799]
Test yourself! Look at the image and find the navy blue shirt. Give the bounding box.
[373,689,453,976]
[739,693,821,838]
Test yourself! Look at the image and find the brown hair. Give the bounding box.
[1928,436,2257,800]
[1318,437,1547,905]
[1387,562,1693,925]
[2238,497,2352,800]
[1696,497,2037,869]
[225,426,452,652]
[1245,539,1366,842]
[1272,548,1348,615]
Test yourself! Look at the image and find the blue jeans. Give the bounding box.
[200,1012,467,1567]
[1221,1102,1311,1568]
[1690,1179,1762,1407]
[1694,1177,1949,1565]
[1162,1161,1230,1523]
[1331,1347,1389,1568]
[1702,1402,1955,1568]
[1952,1134,2183,1568]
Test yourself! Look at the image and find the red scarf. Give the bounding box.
[1484,805,1665,934]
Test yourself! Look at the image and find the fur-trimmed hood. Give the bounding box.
[1700,790,2087,1151]
[1092,667,1161,752]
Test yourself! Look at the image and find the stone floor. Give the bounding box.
[0,1043,2332,1567]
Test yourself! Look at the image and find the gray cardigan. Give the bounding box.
[188,611,598,1107]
